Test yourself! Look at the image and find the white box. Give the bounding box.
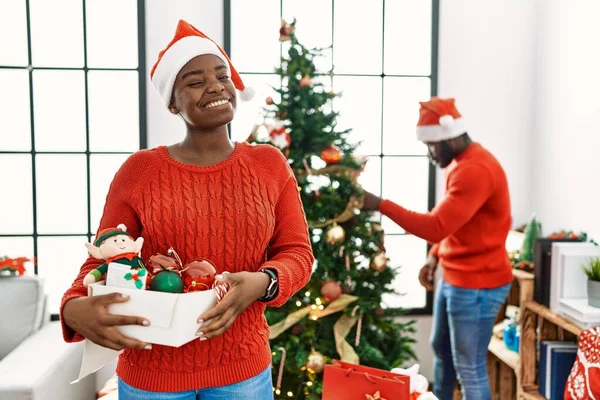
[558,298,600,329]
[550,242,599,312]
[73,281,217,383]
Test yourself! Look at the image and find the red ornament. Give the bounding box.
[183,258,217,292]
[321,145,342,164]
[321,280,342,302]
[265,96,274,105]
[299,75,311,88]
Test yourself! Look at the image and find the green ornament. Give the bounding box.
[149,271,184,293]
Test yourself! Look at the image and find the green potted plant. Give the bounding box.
[583,256,600,307]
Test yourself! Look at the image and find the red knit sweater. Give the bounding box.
[60,142,314,392]
[379,143,513,289]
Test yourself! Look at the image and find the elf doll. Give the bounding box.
[83,224,145,287]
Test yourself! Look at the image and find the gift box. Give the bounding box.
[322,360,410,400]
[73,280,217,383]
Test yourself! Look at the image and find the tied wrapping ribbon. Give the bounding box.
[269,294,361,364]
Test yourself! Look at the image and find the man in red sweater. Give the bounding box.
[362,97,512,400]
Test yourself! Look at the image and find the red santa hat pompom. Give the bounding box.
[150,19,254,108]
[416,97,467,142]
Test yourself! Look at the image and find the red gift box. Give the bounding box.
[323,360,410,400]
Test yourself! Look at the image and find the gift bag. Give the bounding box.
[323,360,410,400]
[564,327,600,400]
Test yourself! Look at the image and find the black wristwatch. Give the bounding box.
[258,268,279,302]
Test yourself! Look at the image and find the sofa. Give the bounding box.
[0,275,110,399]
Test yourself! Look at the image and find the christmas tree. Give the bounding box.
[520,215,542,263]
[248,20,416,399]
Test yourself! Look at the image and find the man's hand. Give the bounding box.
[62,294,152,351]
[418,255,438,292]
[196,271,270,340]
[361,190,383,211]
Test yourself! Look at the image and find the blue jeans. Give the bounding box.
[430,279,510,400]
[118,367,273,400]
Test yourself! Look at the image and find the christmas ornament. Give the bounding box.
[370,252,388,273]
[299,75,311,88]
[374,307,385,317]
[291,324,305,335]
[148,250,185,293]
[279,19,294,42]
[326,224,346,245]
[0,256,31,276]
[269,126,291,149]
[321,280,342,302]
[182,258,217,292]
[83,224,146,286]
[265,96,274,105]
[306,350,325,374]
[149,270,184,293]
[321,144,342,164]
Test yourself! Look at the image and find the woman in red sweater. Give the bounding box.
[60,20,314,399]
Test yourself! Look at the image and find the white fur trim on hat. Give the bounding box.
[416,117,467,142]
[151,36,228,107]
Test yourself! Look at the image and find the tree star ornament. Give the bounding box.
[365,391,386,400]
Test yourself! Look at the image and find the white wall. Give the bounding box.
[533,0,600,241]
[437,0,538,226]
[145,0,224,148]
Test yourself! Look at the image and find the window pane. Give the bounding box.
[357,156,381,196]
[36,155,88,234]
[231,0,280,73]
[282,0,332,72]
[0,69,31,151]
[0,0,28,66]
[88,71,139,152]
[382,77,430,156]
[381,234,427,309]
[37,236,89,314]
[333,0,383,74]
[86,0,138,68]
[30,0,84,67]
[381,157,429,234]
[0,155,33,234]
[231,73,281,143]
[384,0,432,76]
[333,76,382,156]
[33,70,86,151]
[0,237,35,274]
[90,154,129,233]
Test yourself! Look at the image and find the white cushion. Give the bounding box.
[0,321,95,399]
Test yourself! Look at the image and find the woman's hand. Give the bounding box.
[62,293,152,351]
[196,271,270,340]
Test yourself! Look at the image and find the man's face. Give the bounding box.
[425,140,455,168]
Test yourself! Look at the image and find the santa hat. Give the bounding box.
[416,97,467,142]
[95,224,131,247]
[150,19,254,108]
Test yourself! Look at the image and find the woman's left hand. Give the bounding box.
[196,271,270,340]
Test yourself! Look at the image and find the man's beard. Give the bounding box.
[435,140,456,168]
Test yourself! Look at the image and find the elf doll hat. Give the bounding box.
[416,97,467,142]
[150,19,254,108]
[94,224,131,247]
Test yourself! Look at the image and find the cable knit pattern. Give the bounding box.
[59,142,314,392]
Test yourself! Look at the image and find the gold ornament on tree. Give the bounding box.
[306,350,325,374]
[370,252,388,272]
[326,224,345,245]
